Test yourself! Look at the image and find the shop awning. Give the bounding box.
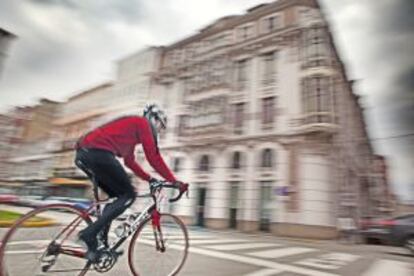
[49,178,89,187]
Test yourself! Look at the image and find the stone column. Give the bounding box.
[206,144,229,229]
[240,142,259,232]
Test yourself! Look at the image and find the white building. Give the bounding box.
[149,0,380,239]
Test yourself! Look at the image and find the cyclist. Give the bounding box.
[74,103,187,261]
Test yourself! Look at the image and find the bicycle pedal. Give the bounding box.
[114,249,124,256]
[41,262,52,273]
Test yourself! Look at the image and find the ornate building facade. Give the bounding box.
[148,0,391,238]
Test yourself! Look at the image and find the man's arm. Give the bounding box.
[124,152,151,181]
[140,122,176,182]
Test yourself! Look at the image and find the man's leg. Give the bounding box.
[75,149,135,260]
[94,179,117,248]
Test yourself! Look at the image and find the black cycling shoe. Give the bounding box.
[78,230,99,262]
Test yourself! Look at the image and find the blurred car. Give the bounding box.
[18,195,45,208]
[18,195,92,210]
[43,196,93,211]
[360,214,414,254]
[388,214,414,254]
[359,217,390,244]
[0,194,18,204]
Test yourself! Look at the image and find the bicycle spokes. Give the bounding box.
[129,213,189,276]
[0,205,92,276]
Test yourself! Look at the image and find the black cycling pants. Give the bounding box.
[75,148,136,238]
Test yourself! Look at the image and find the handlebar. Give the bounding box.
[149,180,189,203]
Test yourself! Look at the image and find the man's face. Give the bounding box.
[154,119,165,133]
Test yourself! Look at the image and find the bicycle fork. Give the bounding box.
[151,209,166,252]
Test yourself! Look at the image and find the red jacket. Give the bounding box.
[77,116,176,182]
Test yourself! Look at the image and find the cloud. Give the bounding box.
[29,0,147,24]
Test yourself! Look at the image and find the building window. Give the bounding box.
[232,151,242,169]
[262,97,275,125]
[261,15,281,33]
[199,155,210,172]
[302,76,332,123]
[261,52,277,85]
[303,27,330,67]
[235,59,248,89]
[177,115,187,136]
[173,157,182,172]
[237,24,254,41]
[232,103,244,134]
[261,149,273,168]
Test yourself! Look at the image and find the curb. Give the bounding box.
[199,228,328,244]
[0,218,57,228]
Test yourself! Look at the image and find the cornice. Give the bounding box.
[165,0,317,50]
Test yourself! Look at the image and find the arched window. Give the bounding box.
[199,155,210,172]
[232,151,242,169]
[261,148,273,168]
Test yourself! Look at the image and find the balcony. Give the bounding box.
[177,124,230,144]
[290,112,338,134]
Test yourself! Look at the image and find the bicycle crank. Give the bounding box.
[93,249,120,273]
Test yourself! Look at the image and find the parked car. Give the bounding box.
[360,214,414,254]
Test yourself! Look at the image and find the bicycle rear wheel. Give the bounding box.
[128,213,189,276]
[0,204,92,276]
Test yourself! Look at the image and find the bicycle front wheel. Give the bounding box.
[0,204,92,276]
[128,213,189,276]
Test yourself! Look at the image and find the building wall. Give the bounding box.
[20,99,59,142]
[3,101,58,186]
[147,0,383,238]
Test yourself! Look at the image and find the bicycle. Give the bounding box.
[0,179,189,276]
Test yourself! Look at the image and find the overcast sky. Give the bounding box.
[0,0,413,201]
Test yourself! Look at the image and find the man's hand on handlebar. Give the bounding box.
[147,178,189,202]
[171,181,189,203]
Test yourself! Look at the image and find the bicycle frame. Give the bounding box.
[0,181,188,276]
[108,192,160,252]
[52,189,164,260]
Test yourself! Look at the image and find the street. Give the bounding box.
[0,206,412,276]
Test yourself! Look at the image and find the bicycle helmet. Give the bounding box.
[143,103,167,130]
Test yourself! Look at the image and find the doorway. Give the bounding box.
[229,182,239,229]
[196,185,207,227]
[259,181,273,232]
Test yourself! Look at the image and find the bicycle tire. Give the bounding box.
[0,204,93,276]
[128,213,189,276]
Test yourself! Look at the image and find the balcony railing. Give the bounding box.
[290,112,337,133]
